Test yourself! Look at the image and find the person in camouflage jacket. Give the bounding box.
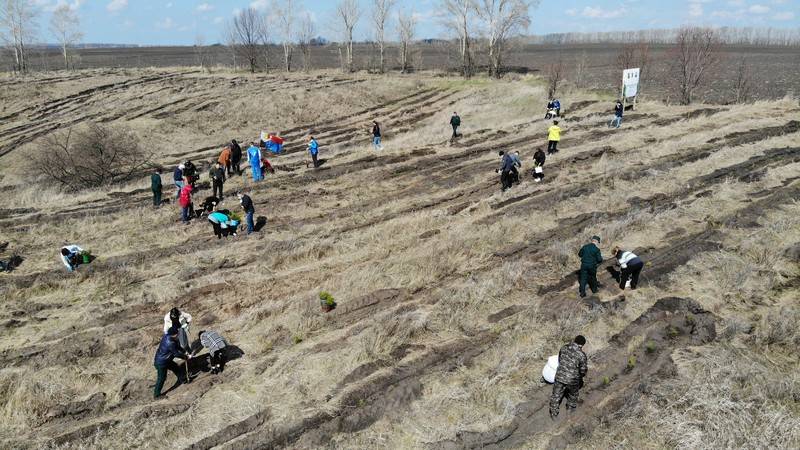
[550,335,588,418]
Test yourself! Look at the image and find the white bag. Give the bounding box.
[535,166,543,174]
[542,355,559,383]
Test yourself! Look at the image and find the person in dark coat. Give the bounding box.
[238,190,256,235]
[578,235,603,297]
[450,112,461,139]
[230,139,243,175]
[371,121,383,150]
[209,162,226,200]
[610,100,623,128]
[550,335,588,419]
[151,168,162,207]
[533,148,546,182]
[496,151,515,192]
[153,326,191,398]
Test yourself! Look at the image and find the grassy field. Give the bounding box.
[0,68,799,449]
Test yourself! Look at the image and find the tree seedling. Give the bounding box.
[667,326,680,338]
[685,314,696,326]
[602,376,611,386]
[646,341,656,353]
[627,356,637,371]
[292,334,304,345]
[319,291,337,313]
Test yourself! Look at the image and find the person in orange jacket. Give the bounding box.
[218,146,232,176]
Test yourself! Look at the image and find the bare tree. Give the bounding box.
[297,11,315,72]
[545,57,563,98]
[474,0,534,78]
[0,0,38,74]
[442,0,474,78]
[224,7,269,73]
[397,9,416,73]
[336,0,361,72]
[733,57,752,104]
[574,49,588,88]
[50,4,82,70]
[371,0,396,73]
[616,43,635,71]
[194,34,207,69]
[669,26,722,105]
[636,41,650,95]
[274,0,295,72]
[33,124,152,191]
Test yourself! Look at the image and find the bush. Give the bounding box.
[32,124,152,191]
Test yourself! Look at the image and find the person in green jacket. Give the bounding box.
[450,112,461,139]
[578,235,603,297]
[151,168,163,208]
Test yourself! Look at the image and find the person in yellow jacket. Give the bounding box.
[547,120,561,155]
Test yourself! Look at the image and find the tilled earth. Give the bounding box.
[0,70,798,449]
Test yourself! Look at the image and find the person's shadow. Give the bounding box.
[254,217,268,232]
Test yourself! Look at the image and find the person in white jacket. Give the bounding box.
[60,245,85,272]
[164,307,192,353]
[612,246,645,290]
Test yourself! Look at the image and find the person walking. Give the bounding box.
[178,182,193,224]
[307,136,320,168]
[578,235,603,298]
[210,162,226,200]
[612,246,644,290]
[533,148,546,182]
[238,190,255,235]
[153,326,191,398]
[247,142,263,181]
[191,330,229,374]
[230,139,243,176]
[219,145,233,177]
[173,164,184,200]
[496,151,515,192]
[450,112,461,139]
[371,121,383,150]
[547,120,561,155]
[549,335,588,419]
[610,100,623,128]
[151,168,163,208]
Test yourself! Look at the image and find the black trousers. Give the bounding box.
[210,349,227,371]
[152,188,161,206]
[620,261,644,289]
[210,220,223,238]
[533,167,544,180]
[232,160,241,175]
[451,125,459,138]
[213,181,223,199]
[311,152,319,168]
[510,167,520,184]
[500,170,513,191]
[579,264,599,296]
[548,140,559,154]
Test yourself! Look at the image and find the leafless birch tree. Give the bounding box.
[274,0,295,72]
[50,4,82,70]
[669,26,722,104]
[371,0,395,73]
[474,0,534,78]
[336,0,360,72]
[441,0,474,78]
[0,0,38,74]
[397,9,416,73]
[193,34,208,69]
[225,7,269,73]
[297,11,315,72]
[545,57,563,98]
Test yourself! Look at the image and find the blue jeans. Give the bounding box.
[181,206,190,223]
[246,211,254,234]
[174,181,184,199]
[610,116,622,128]
[373,136,382,149]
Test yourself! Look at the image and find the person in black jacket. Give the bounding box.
[533,148,546,182]
[230,139,243,175]
[238,190,256,235]
[450,112,461,139]
[153,326,191,398]
[371,121,383,150]
[151,168,162,207]
[496,151,515,192]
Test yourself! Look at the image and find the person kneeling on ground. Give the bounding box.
[208,210,239,239]
[533,148,546,182]
[196,196,220,218]
[550,335,588,419]
[191,330,229,374]
[578,235,603,298]
[153,326,192,398]
[60,244,88,272]
[612,246,644,290]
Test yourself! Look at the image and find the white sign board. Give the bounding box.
[622,68,640,98]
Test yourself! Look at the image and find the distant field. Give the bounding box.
[3,43,798,103]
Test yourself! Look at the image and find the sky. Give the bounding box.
[31,0,800,46]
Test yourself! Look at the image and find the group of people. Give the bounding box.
[154,307,231,398]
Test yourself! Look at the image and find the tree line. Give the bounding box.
[530,26,800,47]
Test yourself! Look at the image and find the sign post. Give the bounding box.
[622,68,640,111]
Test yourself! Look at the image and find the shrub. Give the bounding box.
[32,124,152,191]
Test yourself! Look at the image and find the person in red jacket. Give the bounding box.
[178,182,193,224]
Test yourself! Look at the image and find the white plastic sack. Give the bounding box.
[534,166,543,174]
[542,355,559,384]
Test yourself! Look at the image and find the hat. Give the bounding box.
[591,235,601,243]
[178,164,185,170]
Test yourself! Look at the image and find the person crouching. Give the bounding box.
[207,210,239,239]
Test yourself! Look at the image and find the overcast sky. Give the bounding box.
[32,0,800,45]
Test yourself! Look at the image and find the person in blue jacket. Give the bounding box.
[307,136,319,168]
[552,99,561,116]
[247,142,263,181]
[153,326,191,398]
[207,210,239,239]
